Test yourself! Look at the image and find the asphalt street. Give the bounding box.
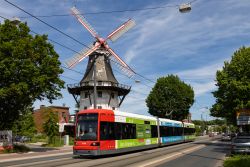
[0,136,230,167]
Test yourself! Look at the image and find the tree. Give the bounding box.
[42,108,59,144]
[146,75,194,120]
[12,106,36,138]
[0,20,64,129]
[211,46,250,124]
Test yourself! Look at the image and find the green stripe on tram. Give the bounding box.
[116,138,158,149]
[185,135,196,140]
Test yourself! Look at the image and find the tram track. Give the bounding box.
[3,137,213,167]
[59,139,210,167]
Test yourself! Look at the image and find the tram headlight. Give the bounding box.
[90,142,100,146]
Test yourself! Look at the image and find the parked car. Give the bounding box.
[221,133,231,141]
[209,132,214,137]
[231,133,250,154]
[14,135,31,143]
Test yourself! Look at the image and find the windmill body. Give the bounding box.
[66,7,135,111]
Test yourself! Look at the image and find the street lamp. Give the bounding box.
[179,3,192,13]
[199,107,209,135]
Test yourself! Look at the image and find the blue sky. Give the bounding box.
[1,0,250,120]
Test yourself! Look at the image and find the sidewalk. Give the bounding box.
[0,144,73,162]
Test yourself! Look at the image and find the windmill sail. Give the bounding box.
[108,19,136,42]
[65,44,99,68]
[107,53,135,78]
[71,7,98,38]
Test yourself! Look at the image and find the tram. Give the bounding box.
[73,109,195,156]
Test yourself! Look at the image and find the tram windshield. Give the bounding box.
[76,113,98,141]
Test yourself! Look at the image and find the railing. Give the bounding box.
[67,81,131,90]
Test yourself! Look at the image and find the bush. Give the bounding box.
[31,134,47,143]
[42,136,63,147]
[224,155,250,167]
[3,144,30,153]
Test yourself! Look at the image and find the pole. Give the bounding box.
[93,55,97,109]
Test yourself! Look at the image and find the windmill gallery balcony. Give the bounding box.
[67,81,131,96]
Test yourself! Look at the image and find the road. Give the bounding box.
[0,137,230,167]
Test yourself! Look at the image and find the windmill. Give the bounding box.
[66,6,136,111]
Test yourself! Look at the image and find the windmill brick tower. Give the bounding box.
[66,7,135,111]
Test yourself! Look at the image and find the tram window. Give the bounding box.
[160,126,167,137]
[173,127,180,136]
[100,122,115,140]
[151,125,158,138]
[100,122,109,140]
[113,122,136,140]
[184,128,195,135]
[144,121,150,124]
[168,127,173,136]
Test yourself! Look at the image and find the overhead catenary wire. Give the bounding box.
[16,0,199,19]
[4,0,89,48]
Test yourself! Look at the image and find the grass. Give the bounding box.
[224,155,250,167]
[30,134,47,143]
[41,136,74,147]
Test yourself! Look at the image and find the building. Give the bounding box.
[33,105,70,133]
[67,48,131,111]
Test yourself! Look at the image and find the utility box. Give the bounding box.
[64,135,69,146]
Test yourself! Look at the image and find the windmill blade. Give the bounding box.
[107,19,136,42]
[105,46,135,77]
[109,55,135,78]
[65,44,100,68]
[71,6,99,39]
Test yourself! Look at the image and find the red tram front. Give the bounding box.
[73,109,115,156]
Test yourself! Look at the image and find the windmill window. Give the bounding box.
[85,92,88,98]
[111,93,115,99]
[112,107,115,110]
[84,106,87,110]
[98,106,102,109]
[98,91,102,98]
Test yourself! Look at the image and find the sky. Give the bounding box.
[1,0,250,120]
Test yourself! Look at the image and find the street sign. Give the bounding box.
[59,124,64,133]
[237,110,250,125]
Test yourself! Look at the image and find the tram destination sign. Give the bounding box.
[237,110,250,125]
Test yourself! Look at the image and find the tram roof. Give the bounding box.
[114,110,157,121]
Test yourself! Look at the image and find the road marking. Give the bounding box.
[0,151,72,163]
[6,157,72,167]
[134,145,205,167]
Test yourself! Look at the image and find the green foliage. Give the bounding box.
[207,119,226,126]
[224,155,250,167]
[0,20,64,130]
[3,144,30,153]
[11,106,36,138]
[211,46,250,124]
[30,134,47,143]
[195,125,202,136]
[42,108,59,144]
[146,75,194,120]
